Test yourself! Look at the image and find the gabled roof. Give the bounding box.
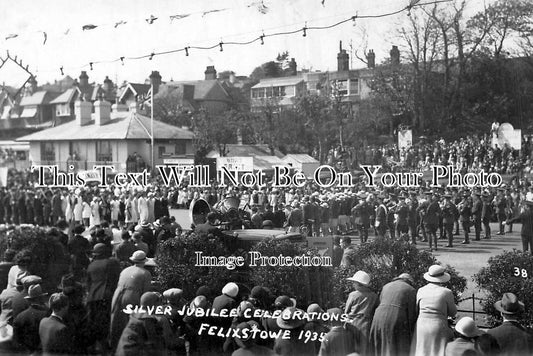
[50,87,81,104]
[118,83,151,103]
[164,80,231,102]
[17,111,194,142]
[206,144,284,158]
[252,76,304,89]
[283,154,319,163]
[19,91,58,106]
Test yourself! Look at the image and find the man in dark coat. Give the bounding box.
[67,224,91,280]
[424,192,441,251]
[495,188,508,235]
[39,293,74,355]
[481,192,493,239]
[471,192,482,241]
[458,193,472,244]
[442,194,459,247]
[12,284,49,353]
[86,243,121,348]
[507,199,533,253]
[352,193,371,244]
[369,273,417,356]
[138,221,156,257]
[318,308,355,356]
[487,293,533,356]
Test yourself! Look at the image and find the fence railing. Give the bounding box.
[457,293,491,329]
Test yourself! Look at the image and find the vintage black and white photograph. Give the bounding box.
[0,0,532,355]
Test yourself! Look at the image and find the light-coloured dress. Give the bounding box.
[412,283,457,356]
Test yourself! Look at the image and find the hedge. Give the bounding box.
[474,250,533,327]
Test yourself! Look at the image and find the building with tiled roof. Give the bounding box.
[17,99,194,173]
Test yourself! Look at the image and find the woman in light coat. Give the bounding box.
[412,265,457,356]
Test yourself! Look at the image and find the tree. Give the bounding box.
[152,85,193,126]
[191,108,248,157]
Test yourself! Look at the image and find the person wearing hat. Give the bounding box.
[494,188,508,236]
[114,229,137,267]
[424,192,442,251]
[273,307,315,356]
[408,191,420,244]
[487,293,533,356]
[318,307,356,356]
[6,252,31,290]
[413,265,457,356]
[345,270,378,356]
[375,195,388,238]
[506,199,533,254]
[138,220,156,258]
[109,250,152,350]
[131,232,149,255]
[442,194,459,248]
[481,192,493,239]
[213,282,239,314]
[340,236,356,268]
[352,194,372,244]
[232,321,276,356]
[444,317,483,356]
[458,192,472,244]
[10,275,42,321]
[86,242,121,349]
[68,223,91,280]
[115,291,176,356]
[471,191,483,241]
[12,284,48,353]
[394,193,410,241]
[39,293,75,355]
[303,303,328,354]
[370,273,417,356]
[285,201,303,233]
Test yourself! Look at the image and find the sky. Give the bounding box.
[0,0,490,88]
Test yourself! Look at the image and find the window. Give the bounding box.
[175,141,187,155]
[334,80,348,96]
[40,142,55,162]
[96,141,113,162]
[252,88,265,99]
[56,104,70,117]
[349,79,359,95]
[158,146,166,158]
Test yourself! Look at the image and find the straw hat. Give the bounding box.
[423,265,451,283]
[129,250,147,264]
[222,282,239,298]
[346,271,371,286]
[276,307,306,330]
[24,284,48,300]
[454,317,483,337]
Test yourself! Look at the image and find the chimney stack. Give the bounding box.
[75,99,92,126]
[204,66,217,80]
[103,76,113,93]
[79,71,89,87]
[149,71,162,95]
[94,98,111,126]
[288,58,297,76]
[390,45,400,66]
[367,50,375,69]
[337,41,349,72]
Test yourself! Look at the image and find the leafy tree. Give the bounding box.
[152,85,193,126]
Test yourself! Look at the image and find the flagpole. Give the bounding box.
[151,83,154,174]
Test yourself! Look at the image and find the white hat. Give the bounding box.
[424,265,451,283]
[129,250,147,264]
[346,271,371,286]
[222,282,239,298]
[455,317,483,337]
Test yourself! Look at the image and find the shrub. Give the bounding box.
[331,238,467,307]
[248,239,335,308]
[155,233,237,301]
[474,250,533,327]
[0,227,70,292]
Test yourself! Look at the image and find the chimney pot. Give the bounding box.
[337,41,349,72]
[367,49,376,69]
[204,66,217,80]
[390,45,400,66]
[149,71,162,95]
[94,100,111,126]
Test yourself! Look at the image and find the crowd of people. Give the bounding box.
[1,243,532,356]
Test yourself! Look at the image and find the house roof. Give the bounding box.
[17,111,194,142]
[283,154,319,164]
[254,155,286,171]
[252,77,304,89]
[50,88,80,104]
[118,83,151,103]
[19,91,58,106]
[164,80,231,102]
[206,144,284,158]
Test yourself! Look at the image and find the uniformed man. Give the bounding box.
[352,193,371,244]
[471,191,483,241]
[458,192,472,244]
[408,191,419,244]
[494,188,507,235]
[417,194,429,242]
[442,193,459,247]
[395,193,409,241]
[375,195,388,238]
[424,192,441,251]
[482,192,493,239]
